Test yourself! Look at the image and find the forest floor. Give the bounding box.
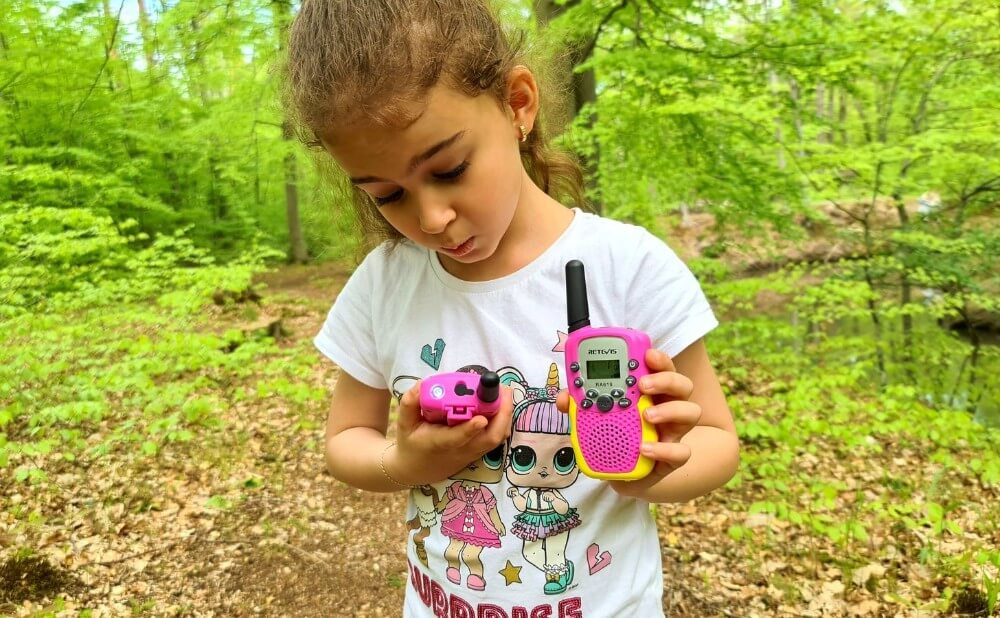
[2,209,997,617]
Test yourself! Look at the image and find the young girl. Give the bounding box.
[287,1,739,616]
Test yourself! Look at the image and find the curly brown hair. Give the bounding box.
[283,0,584,248]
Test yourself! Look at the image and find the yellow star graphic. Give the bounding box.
[499,560,522,586]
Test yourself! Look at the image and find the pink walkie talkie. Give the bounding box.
[564,260,657,480]
[419,372,502,426]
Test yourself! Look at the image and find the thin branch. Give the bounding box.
[0,70,23,96]
[577,0,631,62]
[69,0,126,124]
[878,13,954,142]
[958,175,1000,202]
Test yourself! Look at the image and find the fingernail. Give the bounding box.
[640,443,654,456]
[640,378,650,390]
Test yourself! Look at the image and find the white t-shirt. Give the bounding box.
[315,210,718,617]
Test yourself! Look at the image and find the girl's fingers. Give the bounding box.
[455,415,489,445]
[640,441,691,468]
[458,387,511,450]
[639,370,694,400]
[644,348,676,373]
[644,400,702,429]
[486,386,514,441]
[396,382,423,432]
[556,389,570,412]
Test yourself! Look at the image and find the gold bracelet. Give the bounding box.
[380,441,412,489]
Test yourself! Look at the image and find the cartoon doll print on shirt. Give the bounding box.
[407,483,445,567]
[506,363,582,595]
[392,374,443,567]
[433,363,524,592]
[437,440,507,591]
[394,363,520,590]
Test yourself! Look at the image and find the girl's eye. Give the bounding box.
[433,161,469,181]
[374,189,403,206]
[369,160,467,206]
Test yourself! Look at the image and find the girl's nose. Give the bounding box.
[417,191,456,235]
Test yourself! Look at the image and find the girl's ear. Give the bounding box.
[506,66,540,138]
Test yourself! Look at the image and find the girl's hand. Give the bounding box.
[609,347,701,497]
[556,348,701,498]
[387,381,514,487]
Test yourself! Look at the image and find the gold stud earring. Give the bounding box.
[519,124,529,143]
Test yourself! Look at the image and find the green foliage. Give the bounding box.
[706,260,999,609]
[0,293,326,485]
[544,1,999,261]
[0,0,338,261]
[1,0,997,612]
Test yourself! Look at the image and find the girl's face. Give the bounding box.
[322,84,530,280]
[506,431,580,489]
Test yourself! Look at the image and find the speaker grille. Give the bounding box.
[579,416,640,473]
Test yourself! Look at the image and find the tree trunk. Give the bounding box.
[100,0,120,92]
[274,0,308,263]
[864,162,887,384]
[768,70,786,171]
[534,0,602,213]
[816,82,827,144]
[893,172,915,380]
[837,88,848,145]
[281,121,308,263]
[136,0,157,73]
[826,85,835,144]
[789,78,805,157]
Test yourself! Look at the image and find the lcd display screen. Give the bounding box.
[586,359,621,379]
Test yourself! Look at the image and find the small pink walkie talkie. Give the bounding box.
[564,260,657,480]
[419,372,502,426]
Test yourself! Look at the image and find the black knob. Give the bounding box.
[596,395,614,412]
[477,372,500,403]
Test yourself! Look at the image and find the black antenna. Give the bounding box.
[477,371,500,403]
[566,260,591,333]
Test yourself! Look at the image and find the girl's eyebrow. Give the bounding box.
[349,130,467,184]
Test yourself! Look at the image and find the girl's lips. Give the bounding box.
[441,237,475,258]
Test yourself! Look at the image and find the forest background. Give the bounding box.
[1,0,998,616]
